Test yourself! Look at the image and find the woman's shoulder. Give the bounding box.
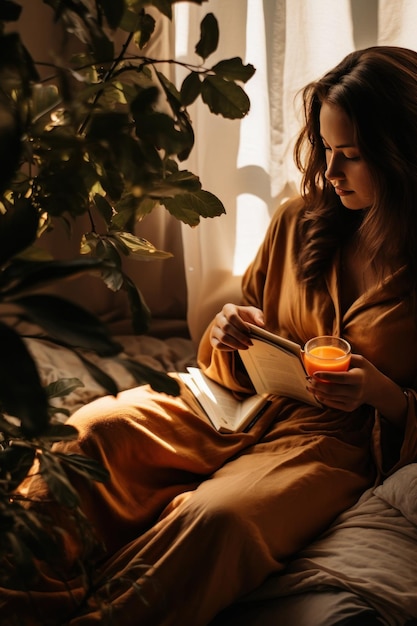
[255,195,306,258]
[273,195,305,221]
[267,195,306,235]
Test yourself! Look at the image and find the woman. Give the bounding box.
[6,46,417,625]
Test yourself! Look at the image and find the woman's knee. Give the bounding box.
[180,487,257,543]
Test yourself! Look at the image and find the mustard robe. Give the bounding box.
[3,197,417,626]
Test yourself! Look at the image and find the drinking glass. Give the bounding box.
[303,336,351,376]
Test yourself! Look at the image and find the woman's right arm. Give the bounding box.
[196,304,265,394]
[209,304,265,351]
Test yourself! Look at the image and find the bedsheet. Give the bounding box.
[25,334,197,416]
[230,463,417,626]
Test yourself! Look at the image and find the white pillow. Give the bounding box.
[374,463,417,525]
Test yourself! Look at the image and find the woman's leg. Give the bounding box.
[14,388,372,626]
[70,427,371,626]
[43,384,263,555]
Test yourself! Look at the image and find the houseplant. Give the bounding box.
[0,0,255,620]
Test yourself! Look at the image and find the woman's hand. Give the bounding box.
[210,304,265,351]
[307,354,408,426]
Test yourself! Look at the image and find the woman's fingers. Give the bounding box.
[210,304,264,351]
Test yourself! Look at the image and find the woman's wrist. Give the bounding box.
[372,376,408,428]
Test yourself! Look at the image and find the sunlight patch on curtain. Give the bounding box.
[237,0,270,176]
[233,195,270,276]
[173,4,191,59]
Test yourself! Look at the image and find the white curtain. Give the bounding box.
[174,0,355,342]
[378,0,417,48]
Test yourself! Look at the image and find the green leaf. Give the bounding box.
[201,75,251,119]
[92,155,124,202]
[48,405,71,419]
[180,71,201,107]
[0,1,22,21]
[164,169,202,193]
[34,160,92,217]
[34,124,80,149]
[0,198,39,266]
[163,190,226,226]
[39,453,80,508]
[156,71,181,104]
[93,194,114,225]
[70,52,97,84]
[155,71,195,160]
[110,200,141,231]
[195,13,219,60]
[0,258,110,297]
[45,378,85,400]
[14,294,123,357]
[80,233,118,264]
[40,422,79,441]
[86,112,131,138]
[75,352,119,396]
[80,236,126,293]
[1,530,38,587]
[118,358,180,395]
[0,107,22,195]
[0,446,36,491]
[211,57,256,83]
[93,244,126,292]
[135,12,156,48]
[134,197,159,218]
[98,0,125,29]
[134,111,189,156]
[31,84,61,122]
[92,32,115,65]
[130,86,160,116]
[120,9,143,33]
[1,506,60,579]
[54,452,109,483]
[0,322,49,436]
[122,275,151,334]
[49,1,115,64]
[111,232,173,260]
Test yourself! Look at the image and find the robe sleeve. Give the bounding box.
[196,238,268,394]
[197,197,302,394]
[373,389,417,478]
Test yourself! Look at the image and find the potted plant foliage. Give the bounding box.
[0,0,255,619]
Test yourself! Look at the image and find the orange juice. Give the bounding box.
[303,336,351,376]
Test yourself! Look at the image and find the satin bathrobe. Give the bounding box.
[3,196,417,625]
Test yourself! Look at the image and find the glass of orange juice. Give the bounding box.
[303,336,351,376]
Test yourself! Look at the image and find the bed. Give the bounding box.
[212,462,417,626]
[27,332,417,626]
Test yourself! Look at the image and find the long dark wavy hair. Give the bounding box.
[294,46,417,292]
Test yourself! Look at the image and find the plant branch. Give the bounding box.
[78,31,134,136]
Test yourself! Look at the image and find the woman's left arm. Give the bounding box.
[308,354,409,428]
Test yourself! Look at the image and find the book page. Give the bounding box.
[239,338,320,407]
[179,368,268,433]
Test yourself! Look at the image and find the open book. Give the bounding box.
[239,323,320,407]
[180,323,320,434]
[179,366,272,434]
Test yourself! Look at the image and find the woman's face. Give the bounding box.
[319,101,375,210]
